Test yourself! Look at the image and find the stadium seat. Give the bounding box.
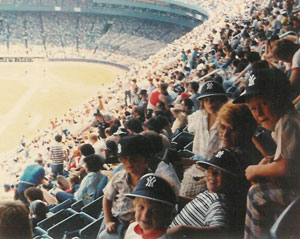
[81,196,103,219]
[36,208,77,233]
[270,196,300,239]
[79,216,104,239]
[94,176,109,199]
[49,198,74,214]
[47,212,95,239]
[71,200,84,212]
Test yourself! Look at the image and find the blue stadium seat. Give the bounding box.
[36,208,77,233]
[270,196,300,239]
[71,200,84,212]
[48,198,74,214]
[81,196,103,219]
[47,212,95,239]
[79,216,104,239]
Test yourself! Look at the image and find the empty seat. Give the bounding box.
[37,208,77,233]
[47,212,95,239]
[79,216,104,239]
[49,198,74,214]
[81,196,103,219]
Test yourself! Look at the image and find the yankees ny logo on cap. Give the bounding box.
[206,82,214,90]
[145,176,156,187]
[248,75,256,87]
[215,150,224,158]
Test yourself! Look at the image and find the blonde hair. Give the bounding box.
[133,197,175,227]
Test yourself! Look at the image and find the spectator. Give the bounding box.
[233,68,300,239]
[29,199,48,229]
[56,154,104,204]
[0,201,32,239]
[97,135,153,239]
[17,159,46,206]
[124,173,177,239]
[49,134,68,177]
[168,149,244,238]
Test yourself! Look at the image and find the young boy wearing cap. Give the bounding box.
[168,148,244,238]
[97,135,153,239]
[124,173,177,239]
[233,68,300,239]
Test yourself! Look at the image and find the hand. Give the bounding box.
[245,165,259,181]
[105,221,116,233]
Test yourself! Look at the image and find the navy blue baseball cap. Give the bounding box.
[233,68,290,104]
[197,149,241,177]
[197,81,227,100]
[126,173,177,206]
[117,135,153,158]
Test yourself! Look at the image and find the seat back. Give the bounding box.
[47,212,95,239]
[49,198,74,214]
[270,196,300,239]
[37,208,76,232]
[81,196,103,219]
[79,216,104,239]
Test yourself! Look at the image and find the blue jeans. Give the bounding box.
[56,191,74,203]
[51,164,64,177]
[17,182,34,206]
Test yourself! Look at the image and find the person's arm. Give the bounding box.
[79,125,91,136]
[289,67,300,87]
[293,94,300,107]
[167,225,223,238]
[245,157,288,181]
[41,187,59,204]
[103,195,116,233]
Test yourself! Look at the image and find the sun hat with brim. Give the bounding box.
[196,149,241,177]
[197,81,227,100]
[233,68,290,104]
[126,173,177,206]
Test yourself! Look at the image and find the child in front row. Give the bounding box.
[124,173,177,239]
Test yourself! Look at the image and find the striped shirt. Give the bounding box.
[50,143,67,165]
[170,191,229,228]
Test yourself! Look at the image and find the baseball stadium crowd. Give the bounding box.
[1,0,300,238]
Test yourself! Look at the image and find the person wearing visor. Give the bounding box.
[233,68,300,239]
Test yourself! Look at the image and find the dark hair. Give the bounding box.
[273,39,299,62]
[246,51,260,63]
[24,187,43,202]
[55,134,62,142]
[190,81,199,92]
[126,118,143,134]
[84,154,104,172]
[80,144,95,156]
[183,98,194,110]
